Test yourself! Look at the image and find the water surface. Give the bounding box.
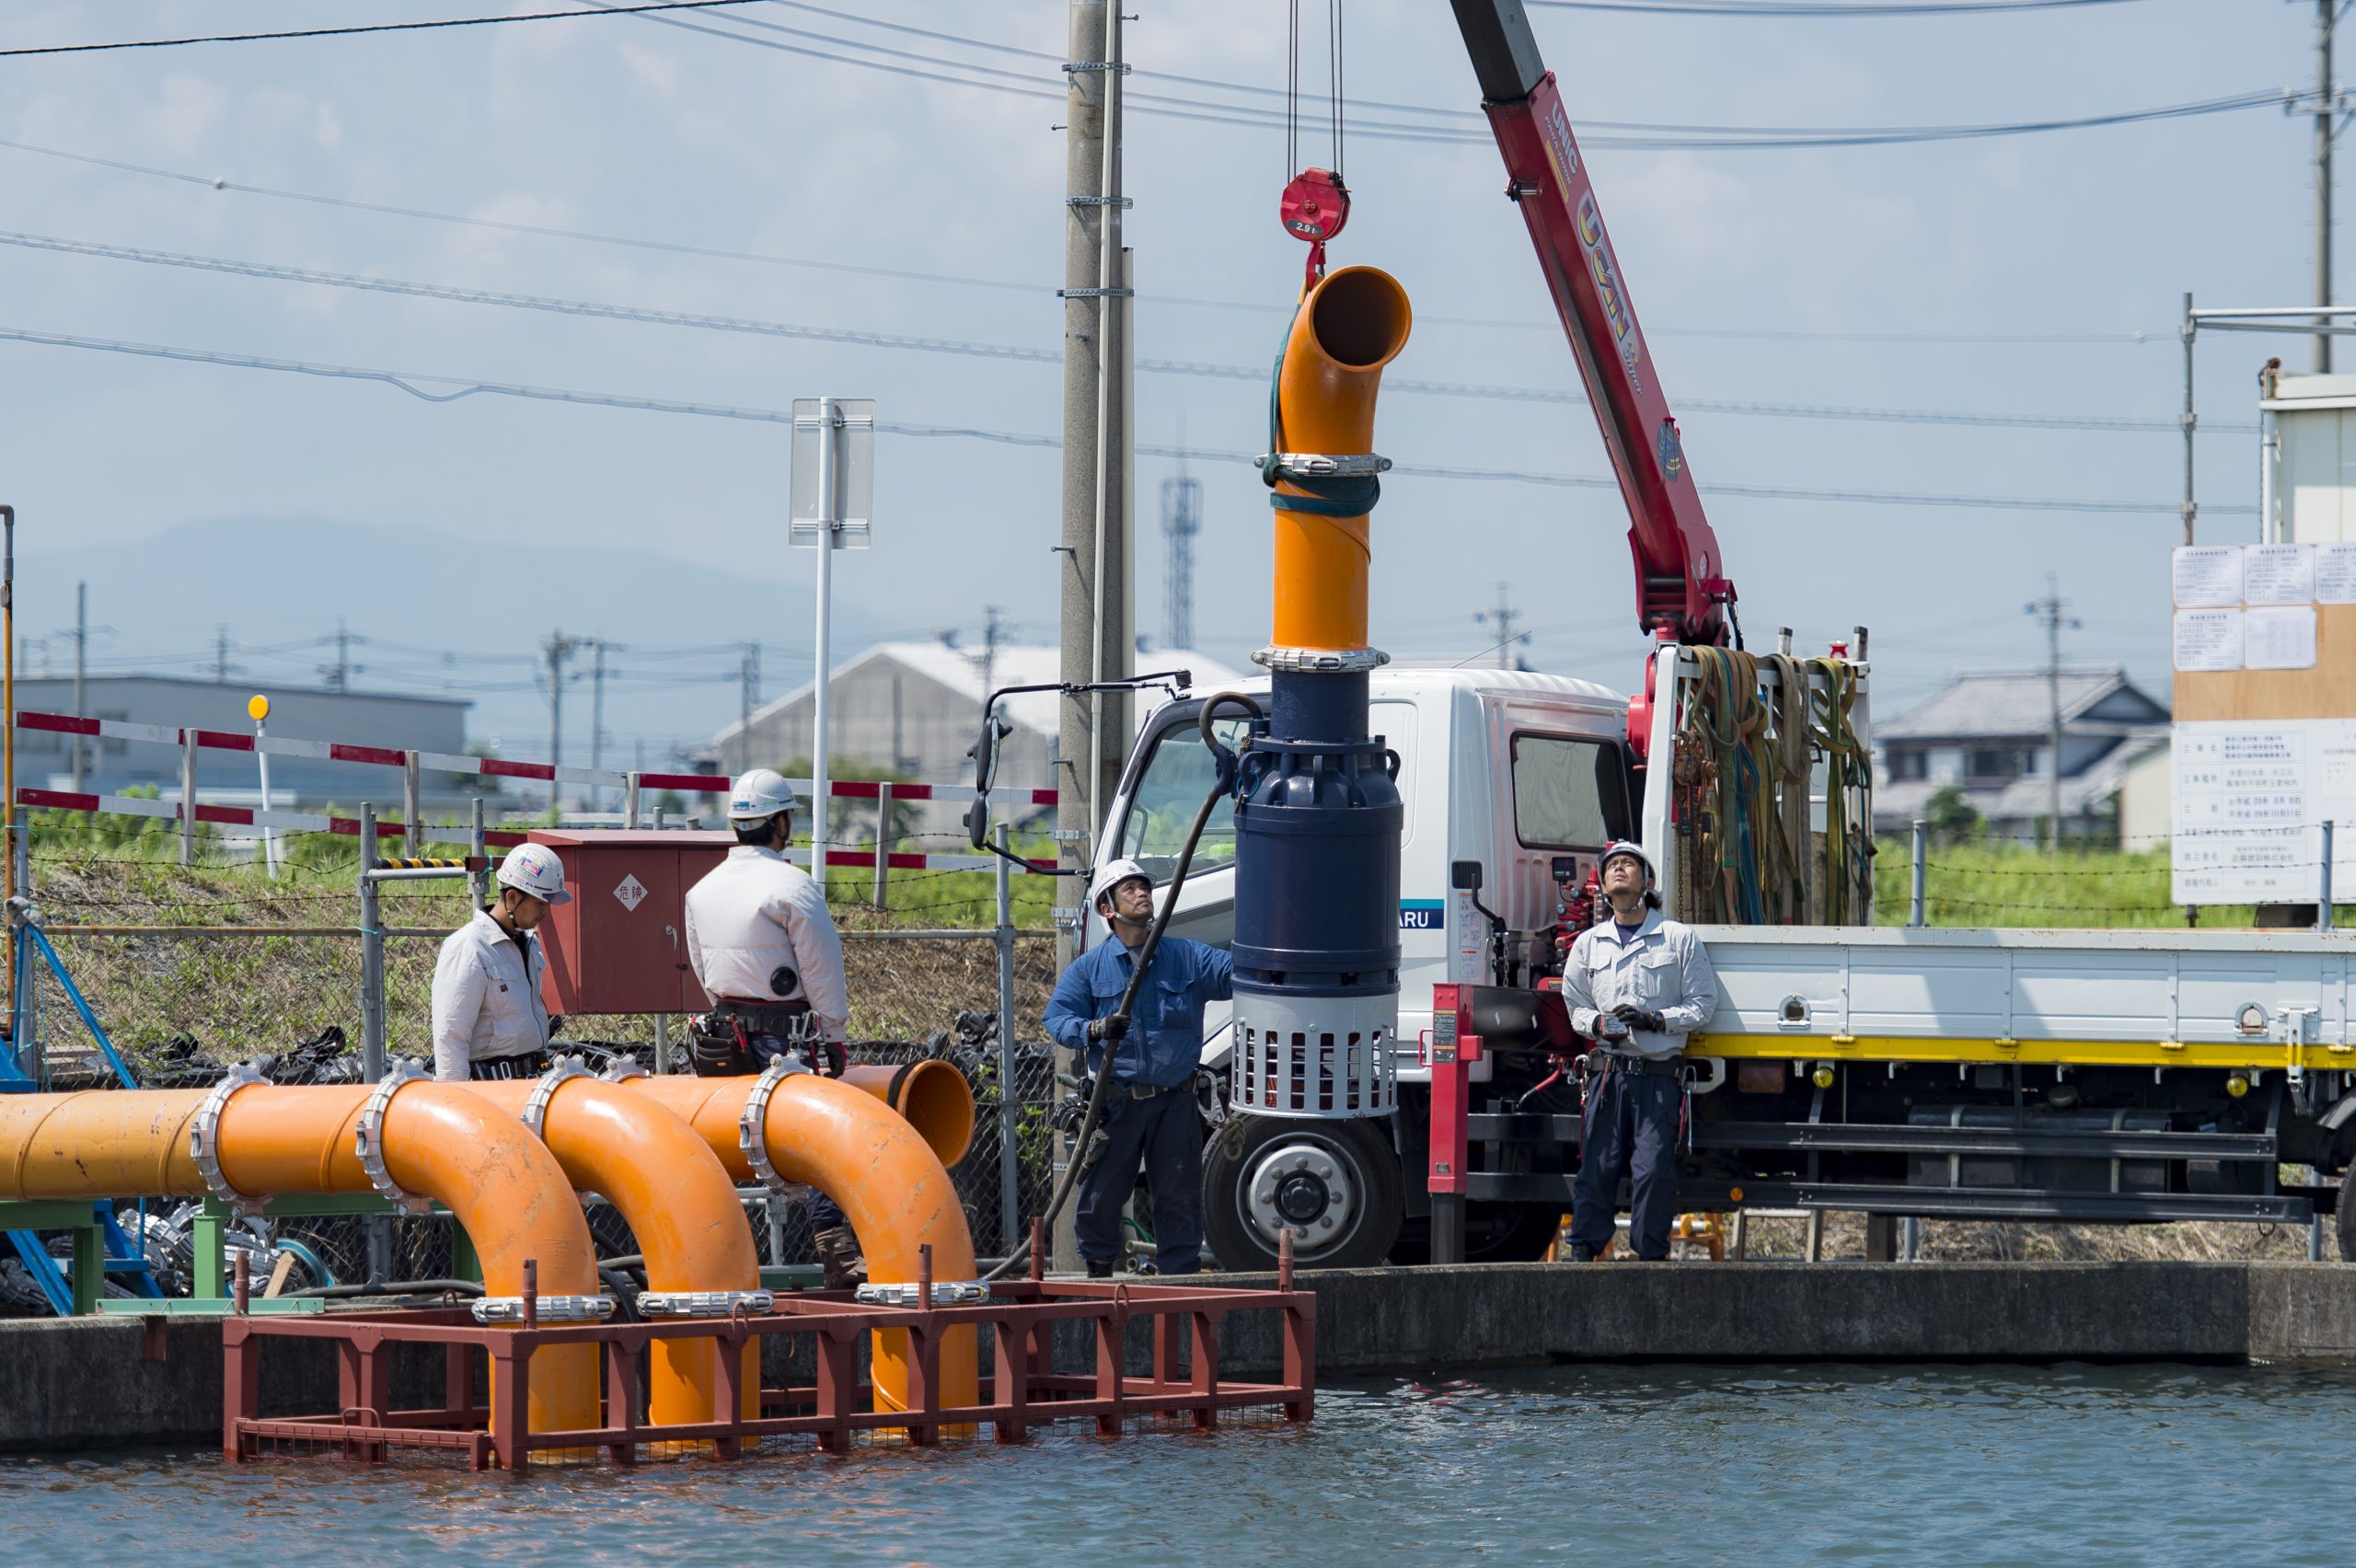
[1,1363,2337,1564]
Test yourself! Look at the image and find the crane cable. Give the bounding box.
[1280,4,1352,292]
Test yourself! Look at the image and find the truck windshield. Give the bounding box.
[1511,732,1630,847]
[1115,715,1251,882]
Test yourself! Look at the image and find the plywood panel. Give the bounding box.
[2174,603,2356,721]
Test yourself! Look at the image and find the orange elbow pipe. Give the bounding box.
[1267,265,1413,657]
[840,1060,976,1169]
[0,1083,601,1436]
[627,1073,979,1417]
[461,1076,760,1428]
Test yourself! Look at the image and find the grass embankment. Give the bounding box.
[1872,840,2352,929]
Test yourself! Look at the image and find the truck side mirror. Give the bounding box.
[1450,859,1484,893]
[964,797,990,851]
[967,714,1010,793]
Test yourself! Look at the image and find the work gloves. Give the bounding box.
[1611,1002,1669,1034]
[1088,1014,1130,1044]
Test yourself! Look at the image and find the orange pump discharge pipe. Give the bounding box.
[458,1072,760,1429]
[629,1070,980,1415]
[0,1080,602,1434]
[840,1059,976,1170]
[1265,264,1413,663]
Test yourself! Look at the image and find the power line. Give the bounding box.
[0,228,2249,434]
[0,135,2165,344]
[0,321,2258,518]
[0,1,759,58]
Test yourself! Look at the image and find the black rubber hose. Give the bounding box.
[983,690,1262,1282]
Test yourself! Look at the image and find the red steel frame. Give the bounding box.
[223,1247,1316,1470]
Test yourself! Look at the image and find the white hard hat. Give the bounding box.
[726,767,801,822]
[1089,858,1151,912]
[497,842,572,904]
[1600,839,1656,882]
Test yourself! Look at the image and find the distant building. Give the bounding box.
[12,675,474,806]
[704,640,1245,828]
[1872,667,2170,844]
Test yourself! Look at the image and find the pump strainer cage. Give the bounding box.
[1231,990,1396,1119]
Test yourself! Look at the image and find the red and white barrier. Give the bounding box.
[9,709,1059,872]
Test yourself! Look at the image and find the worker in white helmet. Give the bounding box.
[430,841,572,1082]
[682,767,859,1285]
[1560,838,1719,1262]
[1042,857,1234,1277]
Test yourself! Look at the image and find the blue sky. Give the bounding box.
[0,0,2326,764]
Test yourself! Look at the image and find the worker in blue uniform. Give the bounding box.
[1044,859,1235,1277]
[1562,840,1720,1262]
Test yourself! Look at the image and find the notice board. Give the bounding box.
[2172,718,2356,903]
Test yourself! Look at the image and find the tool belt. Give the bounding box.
[691,998,830,1078]
[1590,1050,1687,1080]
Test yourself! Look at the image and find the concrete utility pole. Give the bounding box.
[1161,460,1200,652]
[980,604,1004,705]
[2026,574,2078,853]
[590,639,619,806]
[321,617,355,694]
[69,581,85,793]
[1475,581,1528,669]
[213,625,232,684]
[1055,0,1131,1270]
[736,640,761,775]
[2318,0,2339,373]
[544,629,580,804]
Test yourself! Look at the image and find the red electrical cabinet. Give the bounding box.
[529,829,733,1016]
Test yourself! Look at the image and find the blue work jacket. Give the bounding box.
[1043,935,1235,1089]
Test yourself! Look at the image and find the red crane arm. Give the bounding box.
[1449,1,1734,648]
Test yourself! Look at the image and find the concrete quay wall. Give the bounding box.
[6,1262,2354,1454]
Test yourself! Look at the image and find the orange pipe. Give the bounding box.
[628,1073,979,1417]
[0,1083,600,1435]
[460,1077,760,1430]
[841,1060,976,1169]
[1267,265,1414,656]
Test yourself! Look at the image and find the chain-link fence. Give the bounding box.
[4,849,1063,1295]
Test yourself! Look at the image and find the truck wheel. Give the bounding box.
[1202,1114,1403,1271]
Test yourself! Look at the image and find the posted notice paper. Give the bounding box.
[2173,607,2244,672]
[2245,604,2318,670]
[2171,545,2242,607]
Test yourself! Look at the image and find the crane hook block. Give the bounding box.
[1280,167,1351,244]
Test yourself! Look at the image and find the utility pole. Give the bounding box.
[1161,458,1201,651]
[590,639,618,808]
[736,640,761,775]
[1055,0,1129,1274]
[543,629,580,806]
[213,625,232,684]
[321,617,353,694]
[69,581,85,793]
[2317,0,2339,373]
[980,605,1004,707]
[1057,0,1125,975]
[1474,582,1529,669]
[2026,574,2078,854]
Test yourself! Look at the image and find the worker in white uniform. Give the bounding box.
[430,842,571,1082]
[682,767,859,1286]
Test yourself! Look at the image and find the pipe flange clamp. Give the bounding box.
[636,1288,776,1319]
[189,1061,269,1218]
[1253,645,1392,674]
[353,1058,433,1216]
[470,1294,616,1326]
[599,1061,651,1083]
[1257,451,1392,479]
[738,1055,812,1194]
[521,1055,592,1139]
[855,1280,992,1309]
